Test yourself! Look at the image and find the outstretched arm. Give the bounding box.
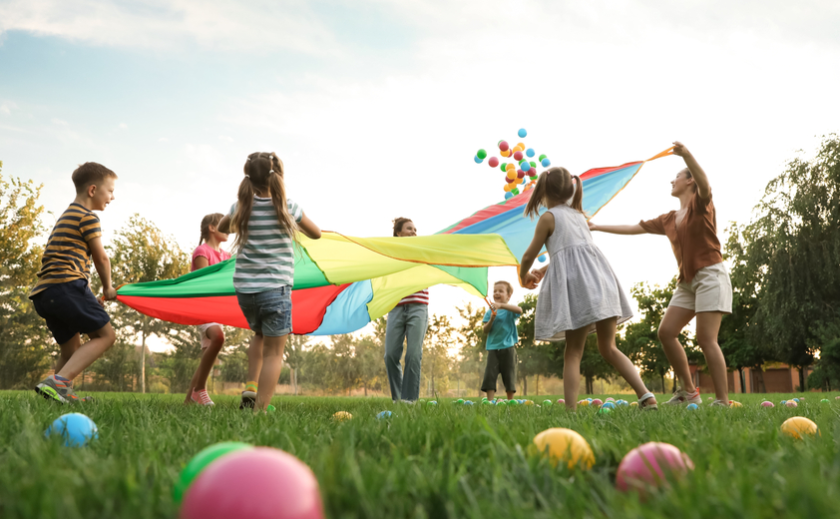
[520,212,554,288]
[588,222,646,235]
[673,141,710,200]
[298,213,321,240]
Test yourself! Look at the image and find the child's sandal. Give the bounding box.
[639,392,658,411]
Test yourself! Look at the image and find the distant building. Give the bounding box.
[688,363,815,393]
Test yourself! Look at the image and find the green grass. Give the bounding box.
[2,391,840,518]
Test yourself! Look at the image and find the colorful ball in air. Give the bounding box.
[180,447,324,519]
[474,156,483,164]
[499,141,509,152]
[591,399,603,407]
[556,399,565,405]
[427,400,438,406]
[504,192,513,200]
[601,401,616,410]
[477,149,487,160]
[506,170,516,180]
[500,162,508,172]
[512,188,520,195]
[173,442,253,504]
[785,400,798,408]
[616,442,694,494]
[513,150,523,161]
[518,128,527,138]
[44,413,98,448]
[517,170,525,178]
[521,162,531,172]
[526,148,535,158]
[686,403,699,410]
[500,149,511,157]
[377,410,393,420]
[488,157,499,168]
[532,428,595,470]
[537,255,546,263]
[538,154,547,161]
[332,411,352,422]
[530,175,538,181]
[760,401,774,408]
[780,417,820,439]
[821,398,830,404]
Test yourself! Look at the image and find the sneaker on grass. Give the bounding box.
[664,387,702,405]
[35,375,79,404]
[240,390,256,409]
[191,389,215,406]
[709,399,731,407]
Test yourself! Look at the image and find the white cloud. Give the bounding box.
[118,122,128,129]
[158,137,169,142]
[218,135,233,142]
[51,117,68,126]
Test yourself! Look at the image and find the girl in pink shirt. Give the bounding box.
[184,213,232,406]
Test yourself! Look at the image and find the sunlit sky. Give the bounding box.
[2,1,839,351]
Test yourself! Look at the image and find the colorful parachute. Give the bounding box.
[116,147,673,335]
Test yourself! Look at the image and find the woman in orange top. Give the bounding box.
[588,142,732,407]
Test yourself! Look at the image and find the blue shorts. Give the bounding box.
[31,279,111,344]
[236,286,292,337]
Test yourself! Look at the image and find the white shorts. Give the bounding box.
[197,323,223,350]
[669,263,732,314]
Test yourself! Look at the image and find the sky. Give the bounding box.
[2,0,840,351]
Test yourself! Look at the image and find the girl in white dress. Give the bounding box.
[519,167,658,411]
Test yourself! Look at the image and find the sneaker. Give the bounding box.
[400,399,416,404]
[240,390,256,409]
[191,389,215,406]
[35,376,79,404]
[709,399,731,407]
[639,392,658,411]
[664,387,702,405]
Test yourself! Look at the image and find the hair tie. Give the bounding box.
[269,169,275,174]
[244,174,250,178]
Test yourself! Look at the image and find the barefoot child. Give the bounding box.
[218,152,321,411]
[184,213,231,406]
[520,167,657,411]
[588,141,732,406]
[31,162,118,403]
[481,281,522,401]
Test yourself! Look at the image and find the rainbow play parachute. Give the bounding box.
[116,147,673,335]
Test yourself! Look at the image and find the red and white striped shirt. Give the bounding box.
[398,289,429,306]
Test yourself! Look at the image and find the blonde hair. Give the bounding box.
[199,213,224,245]
[523,167,584,218]
[230,152,297,254]
[494,280,513,296]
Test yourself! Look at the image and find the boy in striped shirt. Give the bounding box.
[31,162,118,404]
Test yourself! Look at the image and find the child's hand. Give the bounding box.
[521,272,539,290]
[103,286,117,301]
[672,141,689,157]
[587,221,599,232]
[530,268,545,283]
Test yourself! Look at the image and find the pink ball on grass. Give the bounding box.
[785,400,798,408]
[761,401,775,408]
[180,447,324,519]
[616,442,694,494]
[591,399,603,407]
[556,399,565,405]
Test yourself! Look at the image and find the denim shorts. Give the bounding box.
[235,285,292,337]
[31,279,111,344]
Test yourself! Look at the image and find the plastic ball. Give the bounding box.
[499,141,509,152]
[524,400,535,406]
[482,399,493,405]
[760,401,774,408]
[474,156,483,164]
[477,149,487,159]
[504,192,513,200]
[521,162,531,172]
[598,407,612,415]
[556,399,565,405]
[686,403,699,410]
[488,157,499,168]
[518,128,527,138]
[500,162,507,171]
[180,447,324,519]
[530,175,538,181]
[537,255,546,263]
[591,399,603,407]
[601,401,616,410]
[495,399,506,406]
[501,149,511,157]
[456,398,465,404]
[630,402,639,407]
[785,400,798,408]
[507,399,520,406]
[506,170,516,180]
[542,399,553,406]
[517,142,525,150]
[781,400,787,405]
[578,399,590,407]
[538,154,547,161]
[376,410,393,420]
[418,399,426,404]
[780,417,820,439]
[267,404,276,413]
[427,400,438,406]
[526,148,535,157]
[44,413,99,448]
[541,158,551,167]
[617,400,629,406]
[332,411,353,422]
[793,398,800,403]
[512,188,520,195]
[513,150,523,161]
[173,442,253,504]
[821,398,830,403]
[532,428,595,470]
[616,442,695,493]
[517,170,525,178]
[464,400,475,405]
[605,397,615,402]
[506,162,516,170]
[835,396,840,400]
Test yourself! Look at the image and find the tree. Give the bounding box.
[423,314,454,397]
[285,334,310,395]
[355,334,386,396]
[455,303,487,397]
[516,294,554,395]
[739,135,840,390]
[95,215,190,393]
[0,168,54,388]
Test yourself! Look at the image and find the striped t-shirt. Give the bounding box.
[230,196,303,293]
[398,289,429,306]
[30,203,102,298]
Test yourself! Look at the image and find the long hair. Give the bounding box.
[523,167,583,218]
[198,213,224,245]
[231,152,298,253]
[392,217,413,237]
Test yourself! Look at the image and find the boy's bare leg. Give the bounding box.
[255,335,288,411]
[248,334,264,383]
[506,391,515,400]
[56,323,116,380]
[562,327,588,411]
[486,390,495,400]
[55,334,81,375]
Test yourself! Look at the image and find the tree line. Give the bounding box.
[1,136,838,395]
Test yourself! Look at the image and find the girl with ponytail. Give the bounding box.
[218,152,321,411]
[519,167,657,411]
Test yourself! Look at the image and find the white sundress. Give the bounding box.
[535,205,633,341]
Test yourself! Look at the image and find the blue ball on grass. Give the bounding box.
[686,403,699,410]
[377,410,393,420]
[44,413,98,447]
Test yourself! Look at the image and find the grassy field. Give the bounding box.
[2,391,839,519]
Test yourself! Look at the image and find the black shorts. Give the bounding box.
[31,280,111,344]
[481,347,517,393]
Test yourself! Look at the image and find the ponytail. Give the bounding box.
[522,167,583,218]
